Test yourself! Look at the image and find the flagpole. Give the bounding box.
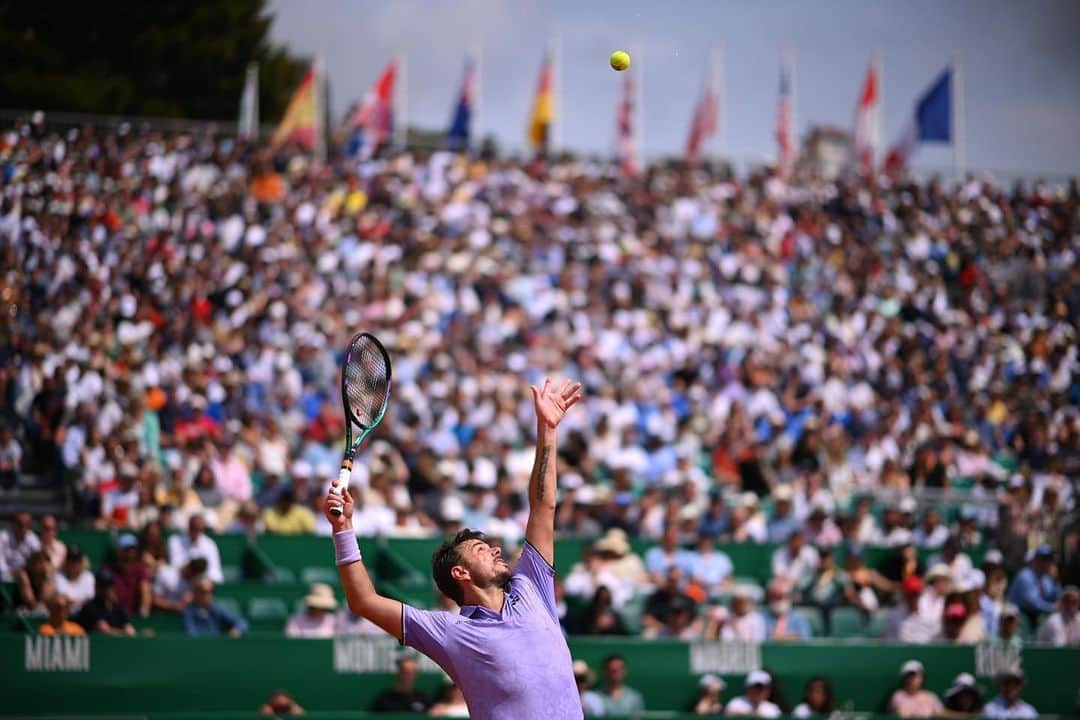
[473,41,483,154]
[396,51,408,150]
[874,49,882,174]
[315,55,326,162]
[551,30,561,154]
[953,54,965,180]
[713,43,724,163]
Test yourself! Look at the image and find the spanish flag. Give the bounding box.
[271,64,321,152]
[527,53,554,154]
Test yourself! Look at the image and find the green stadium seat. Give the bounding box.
[248,597,289,621]
[222,565,242,583]
[216,597,244,619]
[266,566,297,584]
[830,606,870,638]
[866,608,888,638]
[300,566,339,587]
[793,605,824,637]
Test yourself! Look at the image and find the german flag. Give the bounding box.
[527,53,554,155]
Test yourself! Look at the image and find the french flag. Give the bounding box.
[446,58,476,152]
[885,67,952,172]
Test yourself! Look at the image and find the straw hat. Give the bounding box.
[304,583,338,611]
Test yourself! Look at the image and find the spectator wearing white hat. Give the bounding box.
[919,563,953,623]
[572,659,606,717]
[729,586,767,642]
[285,583,338,638]
[956,569,989,644]
[1036,585,1080,646]
[990,605,1024,650]
[927,536,974,580]
[982,668,1038,719]
[693,674,725,716]
[766,486,799,544]
[981,550,1008,632]
[943,673,984,715]
[889,660,944,718]
[725,670,781,718]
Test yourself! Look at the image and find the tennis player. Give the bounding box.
[325,377,584,720]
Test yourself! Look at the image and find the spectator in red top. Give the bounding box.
[107,533,151,617]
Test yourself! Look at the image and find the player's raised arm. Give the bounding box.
[525,378,583,566]
[325,481,403,641]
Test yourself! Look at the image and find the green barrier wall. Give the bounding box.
[3,635,1076,716]
[59,531,987,595]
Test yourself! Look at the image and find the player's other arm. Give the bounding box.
[324,482,403,641]
[525,378,582,566]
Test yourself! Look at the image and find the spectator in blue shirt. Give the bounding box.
[764,578,813,641]
[1006,545,1061,629]
[688,532,734,598]
[644,524,691,586]
[698,491,730,540]
[182,578,248,637]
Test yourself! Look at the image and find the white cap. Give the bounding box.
[700,674,725,690]
[901,660,925,676]
[746,670,772,687]
[927,563,952,581]
[898,496,918,514]
[290,460,313,479]
[983,549,1004,565]
[951,673,976,689]
[772,485,794,502]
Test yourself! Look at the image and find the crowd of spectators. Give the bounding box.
[1,118,1079,715]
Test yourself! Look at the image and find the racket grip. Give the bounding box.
[330,464,352,517]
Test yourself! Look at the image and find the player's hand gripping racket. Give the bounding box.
[332,332,392,517]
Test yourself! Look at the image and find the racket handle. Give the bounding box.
[330,465,352,517]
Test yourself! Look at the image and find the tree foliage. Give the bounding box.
[0,0,307,122]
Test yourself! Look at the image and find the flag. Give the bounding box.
[527,53,554,154]
[351,60,397,159]
[775,53,794,178]
[853,55,880,174]
[885,67,952,172]
[238,63,259,140]
[685,58,718,164]
[271,64,320,150]
[446,57,476,152]
[615,72,638,175]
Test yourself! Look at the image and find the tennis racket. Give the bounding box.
[331,332,393,517]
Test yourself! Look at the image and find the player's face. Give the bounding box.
[461,539,511,589]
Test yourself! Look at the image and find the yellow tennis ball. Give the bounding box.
[610,50,631,72]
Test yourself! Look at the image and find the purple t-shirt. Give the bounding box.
[403,540,582,720]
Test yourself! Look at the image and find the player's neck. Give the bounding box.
[464,584,506,613]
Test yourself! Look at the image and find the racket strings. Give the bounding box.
[344,339,390,427]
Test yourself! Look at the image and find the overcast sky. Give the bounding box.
[268,0,1080,177]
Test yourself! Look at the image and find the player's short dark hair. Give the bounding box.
[432,528,489,606]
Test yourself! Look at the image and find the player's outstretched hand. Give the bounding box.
[324,480,354,532]
[531,377,583,429]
